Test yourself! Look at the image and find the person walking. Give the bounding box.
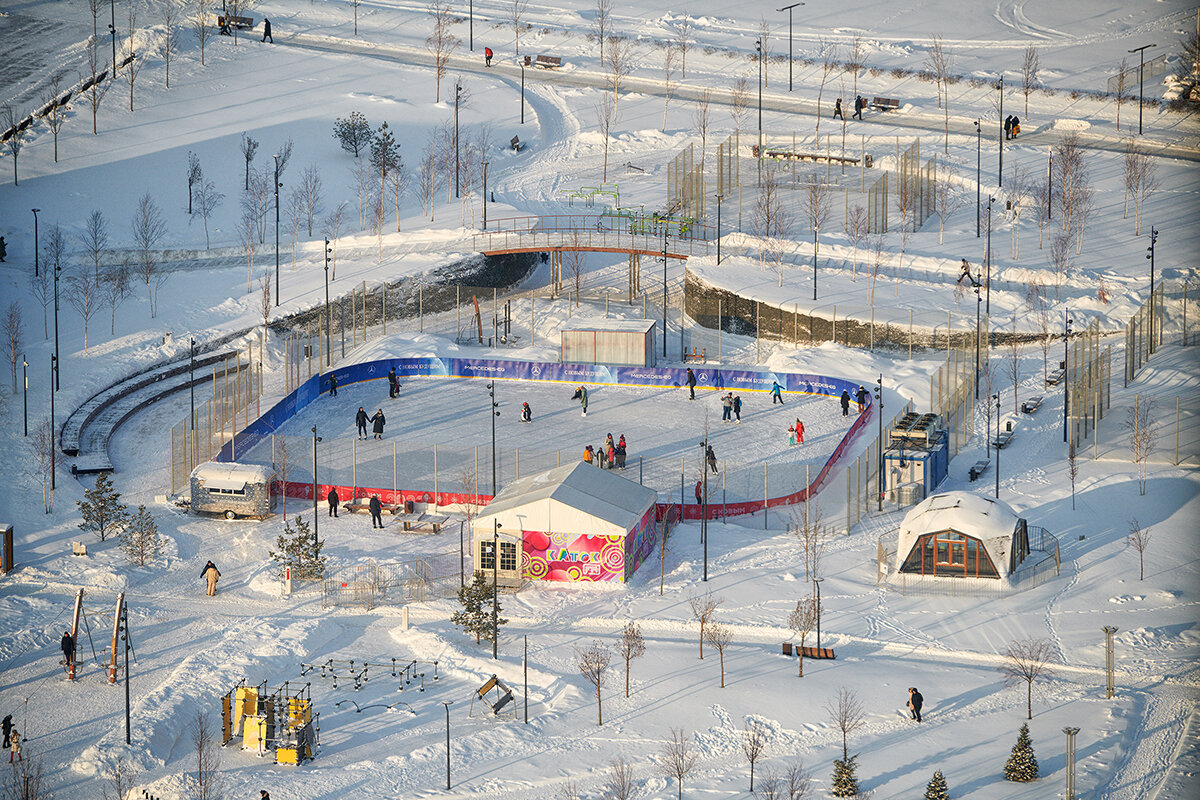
[840,389,851,417]
[355,407,369,439]
[579,385,589,417]
[852,95,864,120]
[907,687,924,722]
[0,236,7,262]
[202,560,221,596]
[387,368,398,398]
[794,419,805,445]
[261,18,273,43]
[521,402,532,423]
[706,444,718,474]
[833,98,844,120]
[856,385,869,413]
[61,630,75,669]
[260,792,271,800]
[1003,115,1013,140]
[1010,115,1021,138]
[721,393,733,422]
[328,373,338,397]
[956,258,973,285]
[733,394,742,423]
[7,728,19,763]
[368,495,384,529]
[371,409,386,440]
[686,368,697,400]
[1,715,11,749]
[484,46,493,66]
[327,487,339,518]
[770,380,784,404]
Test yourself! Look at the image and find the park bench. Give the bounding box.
[992,428,1015,450]
[871,97,901,111]
[1021,395,1043,414]
[682,347,707,363]
[510,135,523,152]
[72,542,88,557]
[344,500,399,515]
[395,513,449,533]
[217,14,255,30]
[1045,367,1066,386]
[799,646,835,659]
[969,459,990,482]
[533,55,562,69]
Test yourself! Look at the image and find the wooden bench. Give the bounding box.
[1045,367,1066,386]
[534,55,563,69]
[344,501,399,516]
[992,429,1015,450]
[969,459,990,482]
[510,135,523,152]
[217,14,255,31]
[1021,396,1043,414]
[799,646,835,659]
[395,513,449,533]
[871,97,901,111]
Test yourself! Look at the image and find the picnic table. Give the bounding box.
[1046,367,1066,386]
[344,500,399,515]
[1021,396,1043,414]
[395,513,449,533]
[969,459,990,482]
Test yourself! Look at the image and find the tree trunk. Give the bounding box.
[597,689,603,725]
[1026,681,1032,719]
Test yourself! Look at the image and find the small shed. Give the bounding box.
[560,318,657,366]
[883,414,949,506]
[473,462,659,585]
[893,492,1032,583]
[190,462,276,520]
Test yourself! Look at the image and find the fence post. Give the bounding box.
[393,442,397,496]
[764,463,768,530]
[433,444,438,509]
[352,439,357,500]
[1177,396,1181,466]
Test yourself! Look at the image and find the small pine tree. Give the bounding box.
[77,471,129,542]
[120,505,163,566]
[1004,723,1040,782]
[369,121,401,179]
[451,571,507,645]
[269,517,327,580]
[332,111,372,158]
[924,769,950,800]
[831,756,859,798]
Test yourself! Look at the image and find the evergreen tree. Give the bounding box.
[831,756,859,797]
[452,571,507,644]
[1004,723,1040,782]
[120,505,163,566]
[924,770,950,800]
[332,111,372,158]
[369,121,401,180]
[269,517,327,580]
[77,471,129,542]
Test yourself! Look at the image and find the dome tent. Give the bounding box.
[893,492,1032,584]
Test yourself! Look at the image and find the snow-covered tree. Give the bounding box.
[4,302,22,394]
[617,621,645,698]
[333,111,372,158]
[924,769,950,800]
[452,570,506,645]
[577,640,610,724]
[121,505,164,566]
[1004,723,1039,782]
[77,471,129,542]
[269,516,327,580]
[830,756,859,798]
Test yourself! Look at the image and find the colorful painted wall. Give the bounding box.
[520,530,629,582]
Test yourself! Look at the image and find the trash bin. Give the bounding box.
[404,500,415,514]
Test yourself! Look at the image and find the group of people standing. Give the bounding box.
[355,406,386,440]
[839,385,870,417]
[584,433,628,470]
[1004,115,1022,139]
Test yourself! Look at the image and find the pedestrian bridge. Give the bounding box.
[473,214,712,260]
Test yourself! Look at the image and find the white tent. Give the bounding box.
[893,491,1031,582]
[474,462,659,584]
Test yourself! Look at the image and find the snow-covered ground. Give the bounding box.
[0,2,1197,799]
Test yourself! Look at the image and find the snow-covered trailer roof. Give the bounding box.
[894,491,1027,579]
[476,462,657,538]
[190,462,275,490]
[560,318,657,334]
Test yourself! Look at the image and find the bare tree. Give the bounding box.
[659,728,698,800]
[186,152,203,215]
[4,303,22,394]
[101,754,138,800]
[194,179,223,249]
[999,639,1057,719]
[192,0,213,67]
[286,188,304,265]
[688,591,723,659]
[617,621,646,698]
[30,419,55,513]
[240,131,259,191]
[933,165,957,244]
[69,270,101,353]
[1114,57,1129,132]
[785,761,812,800]
[41,223,69,324]
[757,19,772,89]
[756,770,783,800]
[730,75,750,138]
[239,206,258,293]
[804,175,832,288]
[868,232,888,307]
[556,779,580,800]
[87,0,104,38]
[82,38,111,136]
[122,4,144,111]
[790,501,826,582]
[1126,394,1157,495]
[1007,162,1027,260]
[30,260,51,340]
[510,0,530,55]
[752,164,783,276]
[742,720,768,791]
[417,141,437,221]
[605,35,636,117]
[100,262,132,334]
[591,0,611,66]
[605,756,636,800]
[1031,178,1050,249]
[2,104,26,185]
[787,597,818,677]
[295,164,324,237]
[351,0,361,35]
[1067,441,1078,511]
[1049,231,1070,299]
[674,17,694,78]
[323,201,348,277]
[693,90,712,173]
[925,35,953,152]
[662,42,679,132]
[1029,283,1051,384]
[1183,19,1200,78]
[595,93,617,182]
[1128,518,1152,580]
[426,3,459,103]
[577,640,610,724]
[247,168,273,244]
[1021,46,1040,118]
[189,711,224,800]
[846,35,865,103]
[705,621,732,687]
[825,687,866,762]
[7,757,50,800]
[131,194,168,316]
[843,204,868,280]
[158,5,179,88]
[259,275,272,334]
[1005,332,1024,414]
[1128,143,1159,236]
[815,40,840,137]
[40,76,68,163]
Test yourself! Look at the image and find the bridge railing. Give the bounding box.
[475,215,713,257]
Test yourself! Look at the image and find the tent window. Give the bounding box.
[900,530,999,578]
[500,542,518,572]
[480,541,496,571]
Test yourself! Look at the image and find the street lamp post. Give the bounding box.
[1147,227,1157,351]
[492,520,500,660]
[700,439,708,582]
[53,260,61,391]
[123,603,131,744]
[273,154,281,306]
[324,240,332,365]
[109,0,117,75]
[1128,44,1157,135]
[1103,625,1119,698]
[468,0,473,50]
[993,393,1001,498]
[50,355,57,491]
[777,3,805,93]
[972,123,980,237]
[482,160,489,230]
[312,426,321,540]
[487,381,500,495]
[1063,727,1081,800]
[974,273,982,399]
[442,701,453,789]
[520,63,526,124]
[985,196,993,315]
[22,356,28,437]
[1063,314,1073,443]
[715,194,724,264]
[998,75,1004,187]
[873,374,883,512]
[755,40,763,156]
[32,208,40,277]
[454,84,462,198]
[189,338,196,430]
[661,231,669,358]
[813,578,823,651]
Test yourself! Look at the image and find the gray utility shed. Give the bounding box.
[560,318,657,366]
[190,462,276,520]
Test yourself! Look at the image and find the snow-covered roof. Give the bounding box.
[899,491,1022,542]
[560,318,656,334]
[476,462,657,538]
[190,462,275,490]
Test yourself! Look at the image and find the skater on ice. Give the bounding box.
[841,389,852,416]
[572,385,589,416]
[722,393,733,422]
[7,728,19,762]
[387,367,399,398]
[521,402,532,422]
[686,368,697,400]
[733,394,742,422]
[202,560,221,596]
[328,373,338,396]
[371,409,386,440]
[706,444,719,473]
[1,715,10,749]
[355,407,369,439]
[856,385,869,413]
[770,380,784,404]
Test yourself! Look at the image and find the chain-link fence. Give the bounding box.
[319,558,461,610]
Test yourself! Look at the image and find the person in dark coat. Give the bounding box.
[1010,115,1020,138]
[840,389,851,417]
[956,258,973,284]
[833,98,843,119]
[695,480,703,504]
[856,385,869,413]
[521,402,532,423]
[355,407,369,439]
[770,381,784,404]
[260,791,271,800]
[616,440,626,469]
[327,488,339,517]
[218,16,232,35]
[387,368,398,398]
[202,560,221,596]
[706,445,718,474]
[484,46,493,66]
[733,394,742,423]
[0,236,6,262]
[1,715,10,749]
[368,495,384,528]
[261,18,273,43]
[907,687,924,722]
[371,409,386,439]
[328,373,338,396]
[686,368,697,400]
[852,95,864,120]
[1003,115,1013,140]
[61,631,75,666]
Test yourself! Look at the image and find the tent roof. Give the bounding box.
[560,318,656,334]
[899,492,1023,544]
[190,461,274,490]
[477,462,657,535]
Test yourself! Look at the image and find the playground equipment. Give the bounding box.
[469,674,517,718]
[220,680,319,765]
[61,589,135,683]
[300,657,440,692]
[558,183,621,209]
